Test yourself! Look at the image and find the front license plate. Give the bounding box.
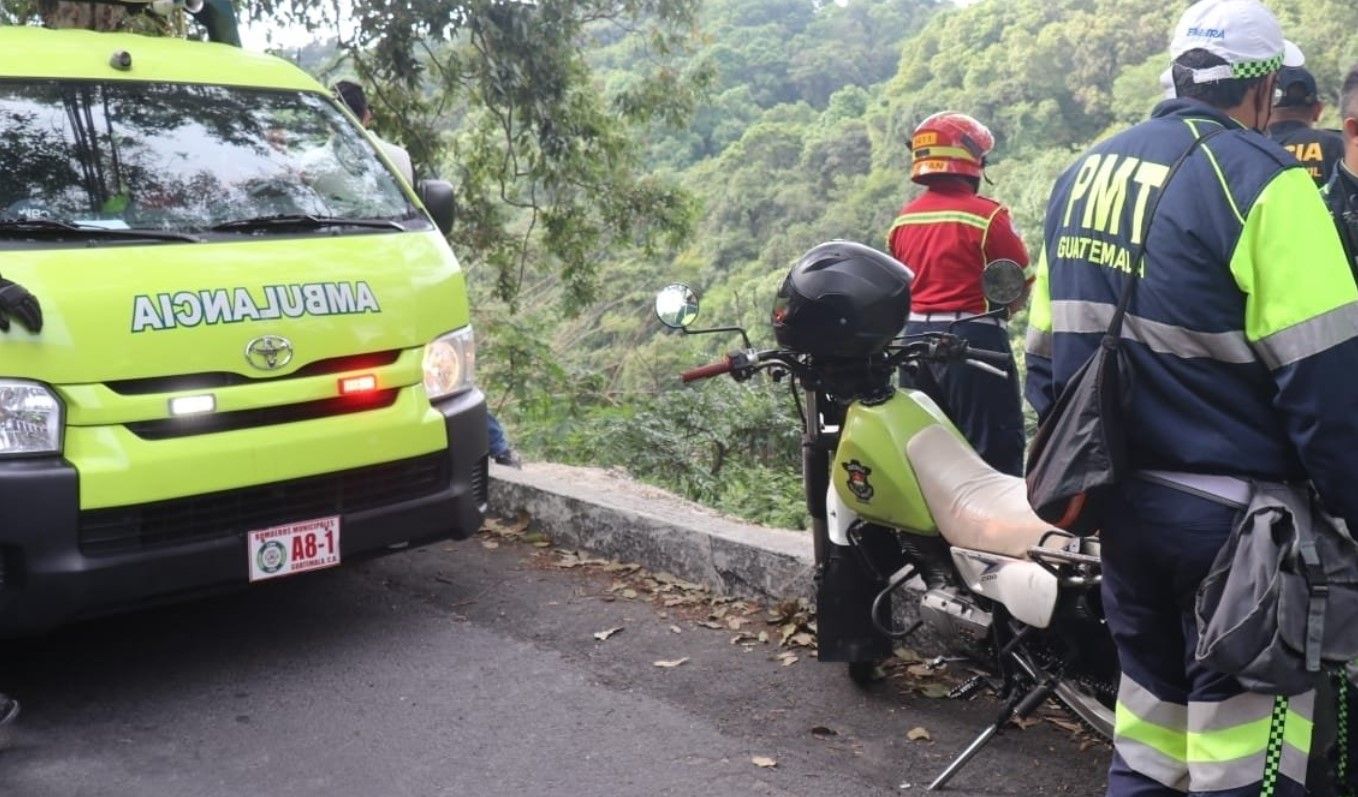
[248,516,341,582]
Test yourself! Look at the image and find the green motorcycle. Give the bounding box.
[655,241,1115,789]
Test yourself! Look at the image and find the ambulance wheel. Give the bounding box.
[848,660,886,687]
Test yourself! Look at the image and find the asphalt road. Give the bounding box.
[0,528,1110,797]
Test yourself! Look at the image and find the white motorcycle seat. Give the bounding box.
[905,425,1066,559]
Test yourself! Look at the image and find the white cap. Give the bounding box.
[1168,0,1303,85]
[1159,67,1176,99]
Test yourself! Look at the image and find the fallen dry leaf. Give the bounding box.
[757,631,770,644]
[892,646,923,664]
[906,727,932,742]
[751,756,778,769]
[592,627,623,641]
[621,588,639,600]
[653,657,690,668]
[669,625,682,634]
[1045,717,1085,734]
[917,683,951,699]
[480,540,500,550]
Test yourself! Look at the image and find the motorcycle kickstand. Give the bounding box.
[925,674,1059,791]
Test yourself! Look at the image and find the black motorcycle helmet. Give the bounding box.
[771,241,913,358]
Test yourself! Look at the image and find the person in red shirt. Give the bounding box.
[887,112,1031,476]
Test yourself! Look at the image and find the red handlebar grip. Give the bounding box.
[681,357,733,383]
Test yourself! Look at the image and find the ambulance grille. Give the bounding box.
[104,350,402,395]
[125,390,399,440]
[78,452,450,556]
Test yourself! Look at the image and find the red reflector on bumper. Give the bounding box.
[339,374,378,395]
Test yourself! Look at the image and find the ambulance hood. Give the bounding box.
[0,231,470,385]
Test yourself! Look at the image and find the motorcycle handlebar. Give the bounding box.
[680,356,734,383]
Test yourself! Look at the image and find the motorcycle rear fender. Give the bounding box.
[831,389,959,535]
[949,547,1059,629]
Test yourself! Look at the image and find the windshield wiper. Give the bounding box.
[209,214,407,233]
[0,218,201,243]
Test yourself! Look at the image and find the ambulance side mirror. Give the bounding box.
[418,179,456,236]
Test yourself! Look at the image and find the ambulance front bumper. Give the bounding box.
[0,389,488,636]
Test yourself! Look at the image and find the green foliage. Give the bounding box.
[516,378,809,529]
[243,0,708,312]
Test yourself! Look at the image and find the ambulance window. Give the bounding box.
[0,80,421,234]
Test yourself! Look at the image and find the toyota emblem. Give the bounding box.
[244,335,294,371]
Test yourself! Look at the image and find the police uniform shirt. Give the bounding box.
[1268,120,1344,185]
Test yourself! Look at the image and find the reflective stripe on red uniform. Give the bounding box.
[886,181,1030,315]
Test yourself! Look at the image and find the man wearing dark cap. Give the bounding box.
[1268,65,1345,185]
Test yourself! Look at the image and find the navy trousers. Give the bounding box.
[901,319,1024,476]
[487,413,510,458]
[1102,480,1314,797]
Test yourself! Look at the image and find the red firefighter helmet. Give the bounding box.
[909,112,994,184]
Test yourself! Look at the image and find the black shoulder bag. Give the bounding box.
[1025,128,1226,536]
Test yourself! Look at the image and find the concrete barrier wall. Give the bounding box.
[489,463,814,602]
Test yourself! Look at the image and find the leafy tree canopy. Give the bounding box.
[253,0,709,310]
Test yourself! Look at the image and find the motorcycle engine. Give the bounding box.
[918,587,993,641]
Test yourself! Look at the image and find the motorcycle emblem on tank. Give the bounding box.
[842,460,874,502]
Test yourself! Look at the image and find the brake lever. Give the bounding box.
[964,358,1006,377]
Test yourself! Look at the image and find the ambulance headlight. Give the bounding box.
[422,327,476,401]
[0,380,62,457]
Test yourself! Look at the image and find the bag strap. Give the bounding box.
[1292,493,1332,673]
[1260,695,1290,797]
[1106,125,1231,338]
[1338,676,1352,796]
[1297,534,1328,673]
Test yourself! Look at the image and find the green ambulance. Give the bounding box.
[0,14,488,632]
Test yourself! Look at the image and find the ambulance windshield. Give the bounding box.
[0,80,421,235]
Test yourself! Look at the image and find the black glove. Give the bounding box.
[0,278,43,334]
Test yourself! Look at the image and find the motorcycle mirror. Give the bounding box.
[655,284,700,329]
[982,259,1026,306]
